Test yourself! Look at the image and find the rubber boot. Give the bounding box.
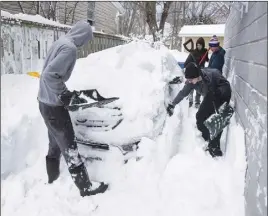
[46,156,60,183]
[69,163,108,197]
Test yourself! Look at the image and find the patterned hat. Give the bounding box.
[209,35,220,47]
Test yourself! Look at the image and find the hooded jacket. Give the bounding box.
[208,46,225,73]
[184,37,209,68]
[172,67,231,106]
[38,20,93,106]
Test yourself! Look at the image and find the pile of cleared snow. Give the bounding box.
[66,41,182,144]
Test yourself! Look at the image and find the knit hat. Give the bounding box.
[209,35,220,47]
[185,62,200,79]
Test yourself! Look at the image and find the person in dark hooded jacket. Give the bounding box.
[38,20,108,197]
[208,35,226,73]
[166,62,232,157]
[184,37,209,108]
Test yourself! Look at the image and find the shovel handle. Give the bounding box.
[183,39,194,52]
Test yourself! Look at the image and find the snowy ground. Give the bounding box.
[1,41,246,216]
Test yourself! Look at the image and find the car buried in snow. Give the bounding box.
[66,89,143,163]
[66,88,170,163]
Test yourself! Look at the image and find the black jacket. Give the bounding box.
[184,38,209,68]
[172,68,231,106]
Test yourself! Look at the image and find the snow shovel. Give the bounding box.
[204,102,234,140]
[27,71,40,78]
[169,76,183,84]
[183,38,194,52]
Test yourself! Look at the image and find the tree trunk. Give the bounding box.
[64,1,67,24]
[145,2,158,41]
[126,5,138,36]
[71,2,79,24]
[158,2,173,35]
[17,2,25,14]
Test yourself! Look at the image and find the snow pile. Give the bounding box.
[66,41,182,146]
[1,40,246,216]
[1,10,71,28]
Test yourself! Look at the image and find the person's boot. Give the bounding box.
[195,103,200,109]
[209,147,223,157]
[206,140,223,157]
[46,156,60,183]
[69,163,108,197]
[189,101,193,107]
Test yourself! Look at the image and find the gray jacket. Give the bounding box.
[38,20,93,106]
[172,68,230,106]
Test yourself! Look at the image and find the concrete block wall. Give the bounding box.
[223,2,267,216]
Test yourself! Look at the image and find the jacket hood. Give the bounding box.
[66,20,93,47]
[196,37,205,49]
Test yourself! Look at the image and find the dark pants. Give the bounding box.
[189,89,201,104]
[39,102,82,169]
[196,89,231,148]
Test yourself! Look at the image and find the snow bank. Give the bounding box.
[169,50,189,62]
[66,41,182,145]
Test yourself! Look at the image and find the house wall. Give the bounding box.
[56,2,88,25]
[1,17,127,75]
[223,2,267,216]
[94,2,119,34]
[0,1,122,34]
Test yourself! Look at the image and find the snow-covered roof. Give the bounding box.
[179,24,225,37]
[1,10,71,28]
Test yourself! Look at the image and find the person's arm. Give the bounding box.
[42,46,77,95]
[184,53,194,68]
[172,82,194,106]
[212,70,231,99]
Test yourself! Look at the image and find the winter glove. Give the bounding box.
[169,76,183,84]
[166,104,175,116]
[58,90,81,106]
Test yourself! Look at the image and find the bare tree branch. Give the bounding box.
[145,1,158,41]
[17,2,25,14]
[159,2,173,34]
[71,2,79,24]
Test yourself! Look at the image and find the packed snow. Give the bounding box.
[1,41,246,216]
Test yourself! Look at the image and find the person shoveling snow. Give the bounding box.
[166,62,233,157]
[37,20,108,197]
